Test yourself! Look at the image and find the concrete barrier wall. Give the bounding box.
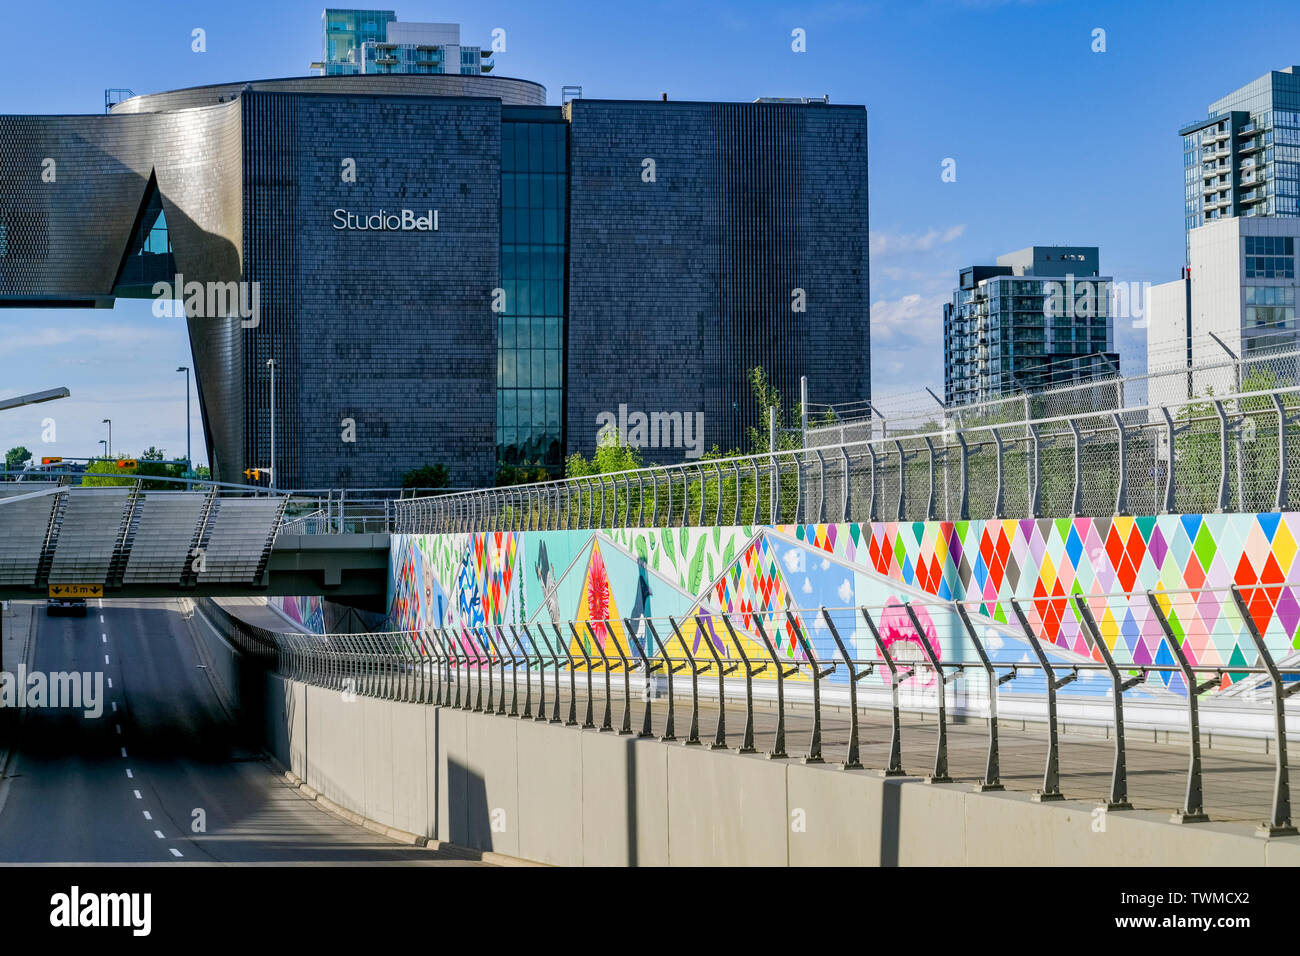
[259,673,1300,866]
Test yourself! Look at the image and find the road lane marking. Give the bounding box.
[153,830,165,839]
[101,634,106,643]
[133,790,141,799]
[120,747,127,758]
[125,769,133,778]
[99,615,104,623]
[108,678,113,688]
[143,811,152,820]
[115,725,121,735]
[104,655,110,665]
[169,848,183,858]
[111,702,117,713]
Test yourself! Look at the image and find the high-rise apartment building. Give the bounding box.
[1180,66,1300,263]
[311,8,494,77]
[943,246,1116,406]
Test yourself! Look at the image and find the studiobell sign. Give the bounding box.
[332,208,438,232]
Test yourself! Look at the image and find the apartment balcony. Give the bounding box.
[1239,139,1265,155]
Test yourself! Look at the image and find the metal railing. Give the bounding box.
[393,383,1300,532]
[200,585,1300,833]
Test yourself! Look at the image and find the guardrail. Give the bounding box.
[202,585,1300,833]
[393,384,1300,533]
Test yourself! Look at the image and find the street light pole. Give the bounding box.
[101,419,112,459]
[266,359,276,491]
[176,366,191,468]
[98,439,107,459]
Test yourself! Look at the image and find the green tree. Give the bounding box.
[5,446,31,470]
[81,458,136,487]
[400,464,451,490]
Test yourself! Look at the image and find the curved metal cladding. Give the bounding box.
[0,113,158,303]
[110,73,546,114]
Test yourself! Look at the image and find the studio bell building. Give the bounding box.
[0,72,870,488]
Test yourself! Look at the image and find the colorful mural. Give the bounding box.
[271,595,326,635]
[387,514,1300,699]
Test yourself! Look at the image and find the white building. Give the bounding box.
[1147,216,1300,400]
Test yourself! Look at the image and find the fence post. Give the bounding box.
[1112,412,1128,516]
[1160,406,1177,514]
[533,624,562,724]
[821,608,869,770]
[551,621,578,726]
[510,625,531,719]
[623,617,663,739]
[1067,419,1083,517]
[720,614,765,755]
[668,616,704,746]
[1213,399,1229,512]
[1009,598,1070,801]
[694,613,738,750]
[954,430,969,521]
[1230,585,1299,837]
[498,626,519,717]
[788,610,836,764]
[646,620,682,742]
[714,462,724,527]
[992,427,1005,519]
[606,620,634,736]
[1073,595,1140,810]
[567,622,597,729]
[649,471,658,528]
[1146,590,1212,823]
[769,455,779,524]
[754,616,804,759]
[1272,394,1289,510]
[894,439,906,521]
[636,474,645,527]
[954,603,1013,791]
[696,463,706,526]
[859,607,907,775]
[867,441,878,522]
[903,602,953,783]
[751,460,761,526]
[587,620,616,732]
[923,436,936,521]
[840,444,851,522]
[815,449,826,523]
[1029,422,1042,518]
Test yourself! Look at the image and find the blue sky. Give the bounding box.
[3,0,1300,464]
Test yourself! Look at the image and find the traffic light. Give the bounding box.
[243,468,262,480]
[41,457,62,465]
[115,459,138,469]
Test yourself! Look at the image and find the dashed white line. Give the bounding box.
[125,768,133,779]
[153,830,165,840]
[114,724,121,735]
[99,615,104,623]
[133,790,141,800]
[101,634,106,644]
[142,811,152,821]
[104,655,110,665]
[169,848,183,858]
[111,702,117,713]
[120,747,127,758]
[107,678,113,688]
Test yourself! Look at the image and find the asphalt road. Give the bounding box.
[0,598,481,865]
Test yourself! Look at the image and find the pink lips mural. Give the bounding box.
[877,598,941,687]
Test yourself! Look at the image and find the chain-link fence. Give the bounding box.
[394,380,1300,532]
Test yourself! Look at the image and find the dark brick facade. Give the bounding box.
[2,78,869,488]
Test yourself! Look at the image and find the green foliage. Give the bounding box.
[401,463,451,490]
[564,431,645,478]
[81,459,136,487]
[5,446,31,470]
[495,460,551,486]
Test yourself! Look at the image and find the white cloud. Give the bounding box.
[870,225,966,258]
[820,557,830,571]
[782,548,806,573]
[837,579,853,603]
[802,577,813,594]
